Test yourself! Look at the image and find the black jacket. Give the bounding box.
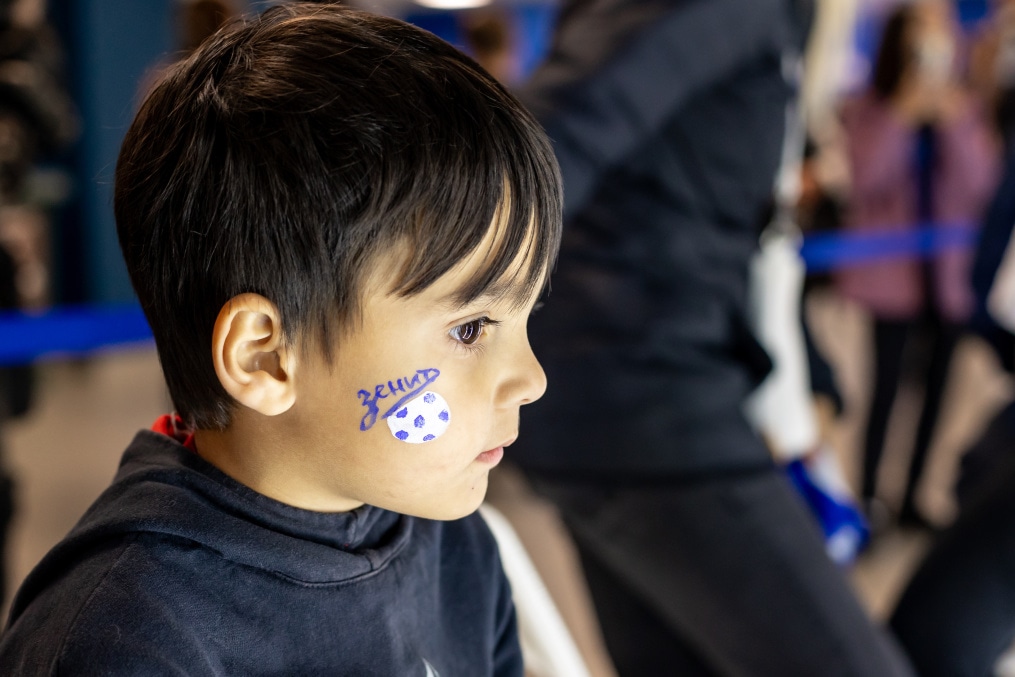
[512,0,812,478]
[0,431,522,676]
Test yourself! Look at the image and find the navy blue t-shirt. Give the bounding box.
[0,430,522,676]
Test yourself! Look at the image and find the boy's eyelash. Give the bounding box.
[449,316,500,351]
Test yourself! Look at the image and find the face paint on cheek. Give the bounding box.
[356,368,440,432]
[386,391,451,444]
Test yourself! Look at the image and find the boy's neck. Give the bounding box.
[193,413,366,514]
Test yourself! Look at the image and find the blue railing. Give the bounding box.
[800,224,976,273]
[0,303,152,365]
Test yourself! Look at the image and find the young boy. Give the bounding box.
[0,4,561,674]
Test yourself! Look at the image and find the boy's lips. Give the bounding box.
[476,447,504,465]
[476,436,514,465]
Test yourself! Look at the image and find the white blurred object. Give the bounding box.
[995,641,1015,676]
[987,226,1015,333]
[744,228,820,460]
[743,76,820,460]
[479,504,592,677]
[414,0,490,8]
[986,220,1015,332]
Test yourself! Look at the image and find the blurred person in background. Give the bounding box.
[140,0,241,95]
[836,0,998,532]
[971,0,1015,146]
[461,9,521,87]
[890,4,1015,655]
[888,92,1015,672]
[0,0,74,610]
[179,0,239,56]
[0,0,75,312]
[508,0,915,673]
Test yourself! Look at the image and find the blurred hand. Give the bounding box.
[894,74,968,125]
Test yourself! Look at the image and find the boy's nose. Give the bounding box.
[503,336,547,407]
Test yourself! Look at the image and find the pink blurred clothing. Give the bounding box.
[836,91,999,322]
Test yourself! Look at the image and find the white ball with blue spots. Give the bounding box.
[386,391,451,444]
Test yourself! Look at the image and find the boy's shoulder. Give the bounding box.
[0,429,516,675]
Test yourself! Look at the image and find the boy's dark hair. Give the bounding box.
[115,3,562,430]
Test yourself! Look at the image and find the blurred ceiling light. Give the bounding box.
[414,0,491,9]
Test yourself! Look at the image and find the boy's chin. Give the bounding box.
[396,480,490,522]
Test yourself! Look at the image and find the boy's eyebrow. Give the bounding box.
[436,277,535,311]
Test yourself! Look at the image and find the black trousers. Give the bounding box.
[862,316,963,513]
[891,402,1015,676]
[533,465,915,676]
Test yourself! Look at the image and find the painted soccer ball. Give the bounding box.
[386,391,451,444]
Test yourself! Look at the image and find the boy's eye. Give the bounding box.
[450,319,486,345]
[449,316,499,346]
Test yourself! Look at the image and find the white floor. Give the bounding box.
[2,288,1012,672]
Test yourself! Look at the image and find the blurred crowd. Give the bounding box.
[472,0,1015,673]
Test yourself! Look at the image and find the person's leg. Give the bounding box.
[862,319,910,501]
[538,467,915,677]
[891,450,1015,676]
[954,399,1015,510]
[899,320,962,523]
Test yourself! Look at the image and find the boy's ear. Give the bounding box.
[211,293,296,417]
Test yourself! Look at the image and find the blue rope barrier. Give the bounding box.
[0,223,982,364]
[0,304,152,365]
[800,223,977,273]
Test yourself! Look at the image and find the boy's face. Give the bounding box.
[282,217,547,520]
